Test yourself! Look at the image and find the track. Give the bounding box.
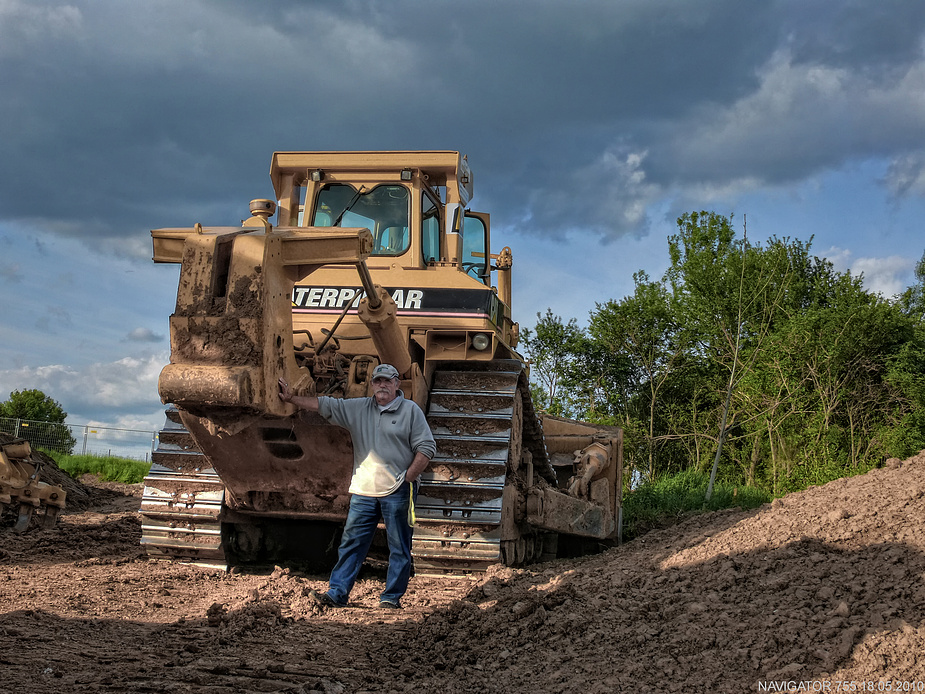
[139,407,226,566]
[412,359,553,575]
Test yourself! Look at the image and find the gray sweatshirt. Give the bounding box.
[317,391,437,496]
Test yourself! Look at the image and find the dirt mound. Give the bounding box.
[399,453,925,691]
[1,453,923,692]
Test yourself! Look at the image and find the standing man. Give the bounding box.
[278,363,436,609]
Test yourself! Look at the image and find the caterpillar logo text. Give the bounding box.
[293,285,504,326]
[293,286,422,310]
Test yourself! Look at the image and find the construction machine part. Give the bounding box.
[13,504,34,533]
[412,359,552,574]
[143,150,623,574]
[140,407,349,571]
[0,438,67,532]
[139,407,226,566]
[413,361,516,572]
[414,359,621,575]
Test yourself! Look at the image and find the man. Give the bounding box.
[278,363,436,609]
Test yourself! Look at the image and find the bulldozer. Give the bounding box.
[0,437,66,531]
[141,151,622,575]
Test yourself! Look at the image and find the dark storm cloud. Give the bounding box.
[786,0,925,72]
[1,0,924,245]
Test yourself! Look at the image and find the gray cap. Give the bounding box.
[371,363,400,381]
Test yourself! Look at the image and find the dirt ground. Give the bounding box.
[2,453,925,693]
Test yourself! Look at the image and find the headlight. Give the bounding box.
[471,333,490,351]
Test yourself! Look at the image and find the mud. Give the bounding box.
[2,453,924,692]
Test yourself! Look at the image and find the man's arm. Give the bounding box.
[405,451,431,484]
[405,402,435,483]
[278,378,320,412]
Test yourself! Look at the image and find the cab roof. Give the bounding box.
[270,150,473,205]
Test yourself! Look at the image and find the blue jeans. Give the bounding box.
[326,481,416,606]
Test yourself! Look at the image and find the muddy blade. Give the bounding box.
[139,406,354,569]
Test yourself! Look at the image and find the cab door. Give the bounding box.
[462,211,491,285]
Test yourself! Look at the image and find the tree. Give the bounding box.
[757,272,918,487]
[590,271,693,479]
[1,389,68,421]
[520,310,585,417]
[558,331,632,425]
[0,389,76,454]
[533,210,925,498]
[899,249,925,320]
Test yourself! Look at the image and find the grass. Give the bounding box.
[44,450,151,484]
[769,457,880,496]
[621,467,771,541]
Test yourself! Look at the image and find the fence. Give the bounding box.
[0,417,157,461]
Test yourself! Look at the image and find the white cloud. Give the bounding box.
[526,147,663,238]
[0,353,168,426]
[825,246,914,298]
[824,246,855,273]
[850,255,915,298]
[664,48,925,188]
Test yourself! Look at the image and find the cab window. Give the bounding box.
[422,190,441,263]
[461,214,489,283]
[313,184,410,256]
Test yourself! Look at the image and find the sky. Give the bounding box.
[2,0,925,433]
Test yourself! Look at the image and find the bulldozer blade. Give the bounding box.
[13,504,33,533]
[40,506,60,529]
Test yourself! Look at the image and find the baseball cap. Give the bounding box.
[371,363,400,381]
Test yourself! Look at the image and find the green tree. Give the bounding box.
[0,389,77,454]
[521,310,585,417]
[891,247,925,456]
[753,270,919,491]
[590,271,693,479]
[558,331,632,425]
[537,211,925,498]
[899,249,925,320]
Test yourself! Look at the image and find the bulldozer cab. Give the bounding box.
[271,151,495,285]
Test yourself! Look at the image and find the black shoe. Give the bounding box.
[309,589,344,608]
[378,600,401,609]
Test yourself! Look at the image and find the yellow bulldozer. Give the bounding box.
[141,151,622,574]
